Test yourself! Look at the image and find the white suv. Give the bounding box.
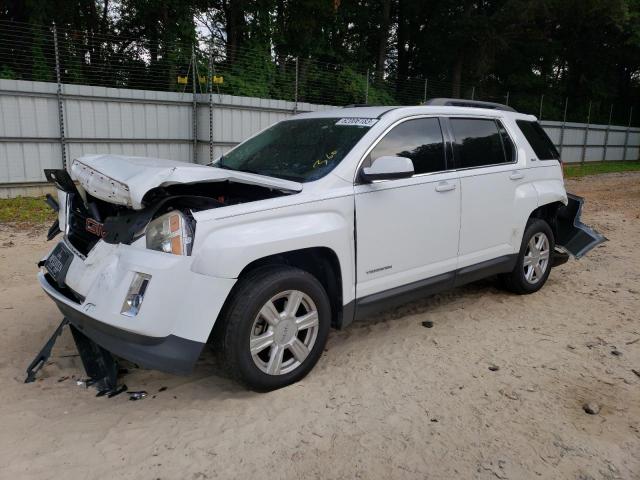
[37,99,604,391]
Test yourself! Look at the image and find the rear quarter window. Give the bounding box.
[450,118,512,168]
[516,120,560,161]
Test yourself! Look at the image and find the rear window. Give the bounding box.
[516,120,560,161]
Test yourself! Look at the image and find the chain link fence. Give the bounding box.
[1,19,638,129]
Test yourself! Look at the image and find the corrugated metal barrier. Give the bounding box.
[0,79,638,197]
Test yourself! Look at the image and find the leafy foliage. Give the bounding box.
[0,0,639,124]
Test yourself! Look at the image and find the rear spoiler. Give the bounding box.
[555,194,606,259]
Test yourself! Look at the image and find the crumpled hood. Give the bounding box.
[70,154,303,210]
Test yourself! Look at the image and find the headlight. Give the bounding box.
[145,211,193,255]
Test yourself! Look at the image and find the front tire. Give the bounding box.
[219,266,331,391]
[500,218,555,294]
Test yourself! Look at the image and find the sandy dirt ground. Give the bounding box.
[0,172,639,480]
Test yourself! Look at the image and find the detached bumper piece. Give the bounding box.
[25,318,126,397]
[556,193,607,259]
[24,318,69,384]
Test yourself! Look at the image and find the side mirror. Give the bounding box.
[360,156,414,182]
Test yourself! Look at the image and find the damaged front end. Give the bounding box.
[43,165,293,258]
[30,156,299,388]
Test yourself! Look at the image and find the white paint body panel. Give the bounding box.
[355,172,460,297]
[41,104,569,348]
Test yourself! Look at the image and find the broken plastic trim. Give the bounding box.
[44,168,219,247]
[24,318,69,383]
[25,318,126,397]
[555,194,607,259]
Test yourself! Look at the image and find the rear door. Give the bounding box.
[446,117,526,268]
[354,117,460,298]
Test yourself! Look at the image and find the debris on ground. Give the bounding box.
[128,391,148,401]
[611,349,623,356]
[422,320,434,328]
[499,389,520,401]
[586,338,606,349]
[96,384,127,398]
[488,364,500,372]
[583,402,601,415]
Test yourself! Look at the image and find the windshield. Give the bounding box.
[214,118,375,182]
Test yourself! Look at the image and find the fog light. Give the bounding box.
[121,272,151,317]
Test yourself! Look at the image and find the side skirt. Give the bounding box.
[343,254,518,326]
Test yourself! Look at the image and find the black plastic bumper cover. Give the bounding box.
[556,193,607,259]
[41,279,205,376]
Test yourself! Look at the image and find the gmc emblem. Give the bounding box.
[86,218,106,237]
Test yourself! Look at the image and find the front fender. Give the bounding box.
[191,211,353,281]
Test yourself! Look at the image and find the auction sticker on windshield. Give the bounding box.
[335,118,378,127]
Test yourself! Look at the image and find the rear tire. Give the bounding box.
[218,265,331,391]
[500,218,554,294]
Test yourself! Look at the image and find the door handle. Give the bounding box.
[509,171,524,180]
[435,182,456,192]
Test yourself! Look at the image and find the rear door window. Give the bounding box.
[368,117,446,174]
[450,118,512,168]
[516,120,560,160]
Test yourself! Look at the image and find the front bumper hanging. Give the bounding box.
[25,318,126,397]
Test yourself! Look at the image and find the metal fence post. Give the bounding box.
[365,68,369,104]
[581,100,592,164]
[423,79,428,104]
[538,94,544,120]
[505,91,510,106]
[208,53,214,164]
[191,47,198,164]
[471,86,475,100]
[623,107,633,161]
[559,97,568,158]
[293,57,299,113]
[602,104,613,162]
[52,23,67,170]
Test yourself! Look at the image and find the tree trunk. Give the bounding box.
[451,0,472,98]
[396,0,409,85]
[225,0,246,63]
[452,56,463,98]
[375,0,391,83]
[275,0,287,75]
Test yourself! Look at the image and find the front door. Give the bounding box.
[354,117,461,299]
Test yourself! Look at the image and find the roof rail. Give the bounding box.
[424,98,516,112]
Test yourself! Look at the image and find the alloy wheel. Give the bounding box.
[523,232,550,284]
[249,290,319,375]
